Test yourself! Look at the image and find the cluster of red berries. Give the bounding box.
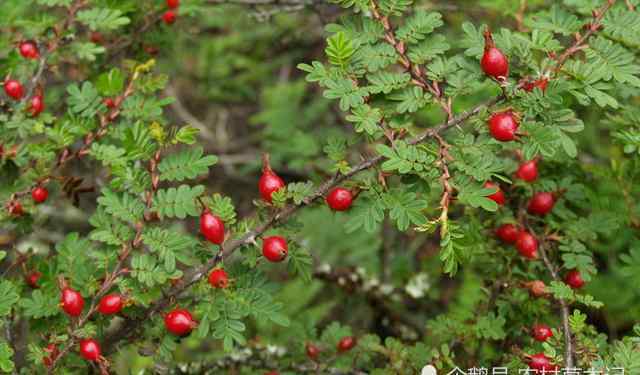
[163,0,179,25]
[5,185,50,218]
[3,41,45,115]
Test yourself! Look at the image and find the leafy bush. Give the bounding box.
[1,0,639,374]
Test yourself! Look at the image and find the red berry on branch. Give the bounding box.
[60,287,84,316]
[531,324,554,342]
[164,309,196,336]
[488,111,519,142]
[4,79,24,100]
[26,271,42,289]
[526,280,547,297]
[28,94,45,117]
[337,336,356,353]
[264,372,279,375]
[200,211,225,245]
[162,10,177,25]
[19,40,39,59]
[516,160,538,182]
[103,97,116,109]
[523,78,549,93]
[496,223,519,243]
[79,339,101,362]
[306,342,320,360]
[32,186,48,203]
[326,187,353,211]
[527,192,555,216]
[167,0,180,9]
[42,343,58,367]
[208,268,229,289]
[262,236,288,262]
[98,294,124,315]
[90,31,104,44]
[481,29,509,80]
[564,269,585,289]
[515,231,538,259]
[259,155,285,203]
[528,353,556,372]
[484,182,505,205]
[8,201,23,216]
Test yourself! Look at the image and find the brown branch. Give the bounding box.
[433,132,453,237]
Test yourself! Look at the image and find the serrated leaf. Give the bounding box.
[158,147,218,182]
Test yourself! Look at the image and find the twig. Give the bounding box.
[433,132,453,237]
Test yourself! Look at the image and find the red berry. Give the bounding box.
[524,78,549,92]
[8,201,23,216]
[90,31,104,44]
[162,10,177,25]
[306,342,320,360]
[19,40,39,59]
[484,182,505,205]
[28,94,45,117]
[496,224,519,244]
[42,343,58,367]
[481,30,509,79]
[208,268,229,289]
[264,372,279,375]
[164,309,196,336]
[259,158,285,203]
[167,0,180,8]
[79,339,101,362]
[564,269,585,289]
[98,294,124,315]
[4,79,24,100]
[515,231,538,259]
[528,353,556,372]
[516,160,538,182]
[326,187,353,211]
[32,186,48,203]
[337,336,356,353]
[527,192,555,216]
[200,211,225,245]
[526,280,547,298]
[60,287,84,317]
[488,112,519,142]
[262,236,288,262]
[532,324,554,342]
[103,97,116,109]
[26,271,41,288]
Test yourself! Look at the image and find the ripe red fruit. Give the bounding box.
[337,336,356,353]
[79,339,101,362]
[496,224,519,244]
[162,10,177,25]
[200,211,225,245]
[19,40,39,59]
[516,160,538,182]
[98,294,124,315]
[60,287,84,317]
[42,343,58,367]
[481,29,509,79]
[564,269,585,289]
[259,156,285,203]
[528,353,556,372]
[524,78,549,92]
[26,271,41,288]
[306,342,320,360]
[208,268,229,289]
[532,324,554,342]
[4,79,24,100]
[164,309,196,336]
[8,201,23,216]
[28,94,45,117]
[515,231,538,259]
[262,236,288,262]
[264,372,279,375]
[167,0,180,8]
[484,182,505,205]
[488,111,519,142]
[32,186,48,203]
[527,192,555,216]
[90,31,104,44]
[103,97,116,109]
[326,187,353,211]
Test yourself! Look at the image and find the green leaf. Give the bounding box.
[346,104,383,136]
[288,245,313,282]
[96,68,125,96]
[73,42,105,61]
[325,32,355,69]
[66,82,102,117]
[77,8,130,31]
[19,290,60,319]
[286,181,315,205]
[345,197,385,233]
[366,71,411,94]
[153,185,205,219]
[142,228,199,272]
[89,207,135,246]
[396,11,443,43]
[97,188,145,224]
[175,126,200,145]
[0,342,14,373]
[383,190,427,230]
[158,147,218,182]
[0,281,19,316]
